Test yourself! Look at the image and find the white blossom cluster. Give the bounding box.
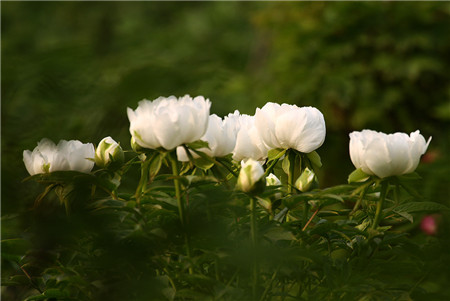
[128,96,327,162]
[23,95,431,180]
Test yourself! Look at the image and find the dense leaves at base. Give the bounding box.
[3,155,450,300]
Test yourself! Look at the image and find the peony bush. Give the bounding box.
[8,95,446,300]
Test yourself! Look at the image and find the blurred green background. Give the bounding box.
[2,2,449,229]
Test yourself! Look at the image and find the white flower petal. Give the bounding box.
[255,102,281,149]
[23,150,36,175]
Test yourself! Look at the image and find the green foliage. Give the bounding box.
[3,146,450,300]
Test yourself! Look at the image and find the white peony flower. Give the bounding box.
[127,95,211,150]
[232,114,269,162]
[177,113,238,161]
[95,136,124,168]
[349,130,432,178]
[255,102,326,153]
[237,159,265,194]
[23,138,95,175]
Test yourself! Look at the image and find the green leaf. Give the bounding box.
[1,238,31,262]
[24,295,47,301]
[264,227,296,242]
[150,228,167,239]
[187,140,210,150]
[322,184,355,194]
[394,210,414,223]
[2,275,30,286]
[149,152,165,179]
[283,194,311,209]
[348,168,370,183]
[267,148,286,161]
[308,194,344,209]
[193,157,214,170]
[306,151,322,168]
[396,172,421,181]
[188,149,216,170]
[34,184,58,207]
[393,202,449,214]
[43,289,69,298]
[309,221,338,236]
[257,197,272,211]
[398,182,422,198]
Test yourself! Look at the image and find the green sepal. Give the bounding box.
[267,148,286,161]
[282,154,290,175]
[193,157,215,170]
[348,168,370,183]
[148,152,166,180]
[186,140,210,150]
[306,151,322,168]
[189,148,216,171]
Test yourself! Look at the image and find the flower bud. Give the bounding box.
[266,173,282,199]
[95,137,124,168]
[295,167,317,192]
[266,173,281,186]
[237,159,265,195]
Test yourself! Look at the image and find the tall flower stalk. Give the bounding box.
[169,152,193,275]
[237,159,265,300]
[287,150,296,195]
[371,181,389,230]
[250,196,258,301]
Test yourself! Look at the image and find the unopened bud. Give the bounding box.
[266,173,281,186]
[237,159,265,195]
[95,136,124,168]
[295,167,317,192]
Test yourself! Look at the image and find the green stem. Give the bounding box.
[263,156,282,177]
[350,185,369,216]
[259,269,278,301]
[250,197,259,300]
[394,183,400,206]
[135,156,152,205]
[287,151,296,195]
[214,258,220,281]
[371,181,389,230]
[169,152,193,274]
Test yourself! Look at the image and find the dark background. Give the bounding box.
[2,0,449,254]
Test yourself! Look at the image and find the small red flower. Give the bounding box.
[421,215,439,236]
